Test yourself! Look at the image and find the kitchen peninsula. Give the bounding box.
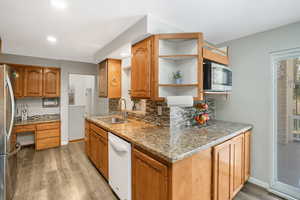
[85,115,252,200]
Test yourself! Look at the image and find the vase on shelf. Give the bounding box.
[175,78,182,84]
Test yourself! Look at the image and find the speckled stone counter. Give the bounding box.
[14,114,60,126]
[86,115,252,163]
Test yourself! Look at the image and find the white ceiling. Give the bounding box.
[0,0,300,63]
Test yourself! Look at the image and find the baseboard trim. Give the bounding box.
[248,177,270,189]
[69,138,84,143]
[268,188,298,200]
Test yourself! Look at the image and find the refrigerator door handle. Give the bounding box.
[7,143,21,157]
[6,74,15,140]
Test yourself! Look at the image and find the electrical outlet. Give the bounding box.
[157,106,162,116]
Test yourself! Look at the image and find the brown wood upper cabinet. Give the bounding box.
[24,66,43,97]
[10,65,24,98]
[98,58,121,98]
[131,33,204,100]
[131,37,153,99]
[43,68,60,97]
[10,64,61,98]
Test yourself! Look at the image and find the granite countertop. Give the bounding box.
[14,114,60,126]
[86,115,252,163]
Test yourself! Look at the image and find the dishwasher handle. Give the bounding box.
[109,137,129,153]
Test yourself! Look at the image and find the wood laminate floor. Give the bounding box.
[14,142,284,200]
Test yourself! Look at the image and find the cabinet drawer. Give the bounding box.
[36,122,60,131]
[36,137,60,150]
[90,123,107,139]
[36,129,60,139]
[14,124,36,133]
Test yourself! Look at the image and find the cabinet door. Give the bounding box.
[213,139,232,200]
[98,135,108,180]
[99,60,108,97]
[24,67,43,97]
[131,37,152,98]
[231,134,245,198]
[89,130,100,167]
[43,68,60,97]
[11,66,24,98]
[85,121,90,157]
[132,148,168,200]
[244,131,251,182]
[107,59,121,98]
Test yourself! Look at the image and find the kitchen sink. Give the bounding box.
[97,116,127,124]
[111,117,126,124]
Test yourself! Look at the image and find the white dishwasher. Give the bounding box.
[108,133,132,200]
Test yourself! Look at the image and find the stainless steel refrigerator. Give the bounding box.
[0,65,20,200]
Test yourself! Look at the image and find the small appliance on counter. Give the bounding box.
[203,60,232,92]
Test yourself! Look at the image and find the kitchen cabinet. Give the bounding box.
[131,37,153,99]
[98,58,121,98]
[213,139,232,200]
[244,131,251,181]
[203,42,229,65]
[231,134,245,197]
[90,130,100,168]
[88,123,109,180]
[85,120,90,157]
[9,64,61,98]
[131,33,204,100]
[36,122,61,150]
[43,67,60,97]
[132,148,168,200]
[213,133,246,200]
[98,134,108,179]
[14,121,61,150]
[24,66,43,97]
[11,65,24,98]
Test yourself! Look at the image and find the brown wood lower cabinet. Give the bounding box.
[14,121,61,150]
[35,122,60,150]
[132,148,168,200]
[244,131,251,181]
[213,132,251,200]
[87,122,108,180]
[85,120,90,157]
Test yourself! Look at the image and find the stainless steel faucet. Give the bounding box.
[118,98,128,122]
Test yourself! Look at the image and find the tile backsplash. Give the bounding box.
[15,98,60,117]
[109,97,216,127]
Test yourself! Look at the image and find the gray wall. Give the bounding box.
[0,53,103,145]
[215,21,300,184]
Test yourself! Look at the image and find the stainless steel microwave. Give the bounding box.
[203,61,232,92]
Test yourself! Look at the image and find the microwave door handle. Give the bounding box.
[6,74,15,139]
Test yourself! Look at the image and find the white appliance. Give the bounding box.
[108,133,131,200]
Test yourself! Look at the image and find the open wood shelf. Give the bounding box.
[159,84,198,87]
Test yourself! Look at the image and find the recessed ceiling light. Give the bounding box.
[50,0,67,9]
[47,36,57,44]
